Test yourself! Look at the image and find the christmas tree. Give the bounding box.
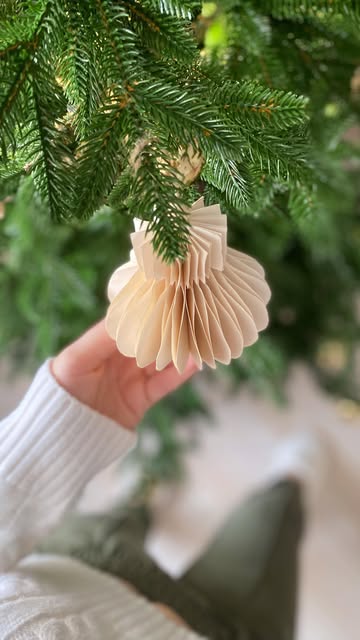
[1,1,360,488]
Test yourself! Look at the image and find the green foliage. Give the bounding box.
[113,141,193,261]
[0,1,74,217]
[136,380,208,489]
[0,0,312,261]
[127,0,198,63]
[154,1,201,19]
[0,178,127,360]
[1,0,360,487]
[217,336,288,403]
[210,79,309,130]
[202,157,252,209]
[254,0,360,20]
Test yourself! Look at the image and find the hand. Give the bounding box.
[51,320,199,430]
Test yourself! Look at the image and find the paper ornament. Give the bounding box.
[106,198,271,373]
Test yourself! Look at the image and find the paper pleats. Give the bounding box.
[106,198,271,373]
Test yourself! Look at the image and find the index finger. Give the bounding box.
[59,319,120,372]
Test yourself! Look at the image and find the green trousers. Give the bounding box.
[38,480,304,640]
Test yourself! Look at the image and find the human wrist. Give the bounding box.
[50,354,139,431]
[50,350,77,394]
[0,360,137,496]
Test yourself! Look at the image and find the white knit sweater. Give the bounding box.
[0,362,203,639]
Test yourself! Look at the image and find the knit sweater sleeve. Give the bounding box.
[0,361,137,572]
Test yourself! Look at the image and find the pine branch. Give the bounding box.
[288,183,317,220]
[0,154,26,180]
[58,2,105,138]
[2,0,353,265]
[241,126,310,181]
[225,2,272,49]
[150,0,201,19]
[136,78,244,160]
[74,93,136,219]
[183,66,310,181]
[1,2,96,217]
[0,7,48,154]
[107,167,134,216]
[57,2,94,106]
[111,141,193,262]
[0,57,32,155]
[0,1,46,49]
[95,0,144,85]
[28,73,73,219]
[19,1,74,218]
[0,0,17,19]
[222,4,287,87]
[125,0,198,64]
[211,79,309,130]
[202,157,252,210]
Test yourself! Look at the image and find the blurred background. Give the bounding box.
[1,1,360,638]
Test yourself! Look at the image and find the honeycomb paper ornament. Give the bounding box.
[106,198,271,373]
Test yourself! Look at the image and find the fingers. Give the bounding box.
[55,319,121,374]
[146,358,200,406]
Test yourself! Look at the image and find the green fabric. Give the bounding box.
[38,506,237,640]
[38,481,303,640]
[183,481,304,640]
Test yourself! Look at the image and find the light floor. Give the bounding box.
[1,362,360,639]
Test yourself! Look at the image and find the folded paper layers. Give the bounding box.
[106,198,271,373]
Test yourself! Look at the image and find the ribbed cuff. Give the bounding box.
[0,360,137,514]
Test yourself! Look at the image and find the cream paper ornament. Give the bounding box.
[106,198,271,373]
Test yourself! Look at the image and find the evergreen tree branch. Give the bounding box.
[125,0,198,63]
[241,126,310,181]
[0,55,32,154]
[0,4,51,154]
[0,1,47,49]
[288,183,318,221]
[150,0,201,19]
[211,79,309,130]
[136,78,244,160]
[202,157,252,209]
[120,141,193,262]
[74,93,136,219]
[29,74,73,219]
[1,0,356,264]
[95,0,142,84]
[20,1,74,217]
